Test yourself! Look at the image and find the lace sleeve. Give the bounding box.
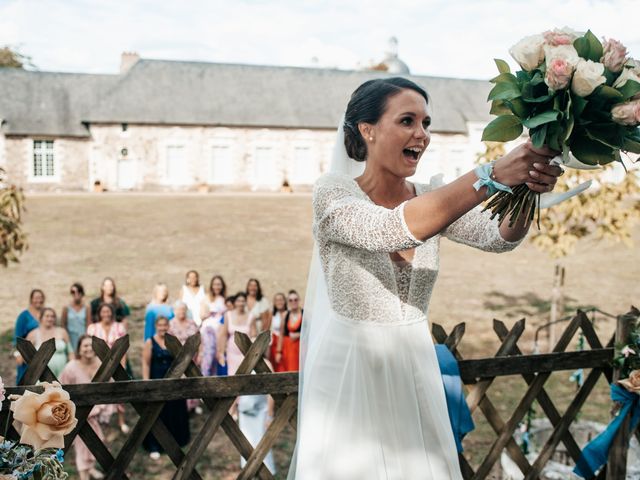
[313,173,423,253]
[443,206,523,253]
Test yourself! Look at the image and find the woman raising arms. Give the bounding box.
[289,77,562,480]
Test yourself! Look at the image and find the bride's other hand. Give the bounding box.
[493,140,563,193]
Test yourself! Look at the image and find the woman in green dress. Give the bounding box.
[26,307,73,378]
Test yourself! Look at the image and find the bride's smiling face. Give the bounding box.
[361,89,431,178]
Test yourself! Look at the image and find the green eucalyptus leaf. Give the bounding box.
[571,133,617,165]
[604,69,617,86]
[494,58,511,74]
[488,82,521,101]
[522,110,561,129]
[585,30,603,62]
[617,79,640,101]
[504,97,530,118]
[482,115,523,142]
[585,123,625,149]
[490,100,512,116]
[574,36,589,59]
[571,95,588,118]
[490,72,518,85]
[623,135,640,154]
[594,85,624,101]
[530,71,545,86]
[530,124,548,148]
[516,70,531,83]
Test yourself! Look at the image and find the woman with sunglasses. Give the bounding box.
[61,282,91,354]
[276,290,303,372]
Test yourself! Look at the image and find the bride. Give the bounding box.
[288,77,562,479]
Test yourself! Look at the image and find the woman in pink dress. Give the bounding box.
[86,303,129,433]
[59,335,106,480]
[199,275,227,376]
[217,292,257,375]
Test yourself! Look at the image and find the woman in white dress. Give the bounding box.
[246,278,271,333]
[289,77,563,479]
[180,270,206,327]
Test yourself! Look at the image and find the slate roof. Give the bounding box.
[0,59,492,137]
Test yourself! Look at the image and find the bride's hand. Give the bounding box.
[493,140,563,193]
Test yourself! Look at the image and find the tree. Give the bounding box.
[478,142,640,348]
[0,168,28,266]
[0,45,33,69]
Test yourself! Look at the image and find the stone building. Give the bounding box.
[0,52,493,192]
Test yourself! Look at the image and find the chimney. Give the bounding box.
[120,52,140,74]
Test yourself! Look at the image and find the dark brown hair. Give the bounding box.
[343,77,429,161]
[209,275,227,299]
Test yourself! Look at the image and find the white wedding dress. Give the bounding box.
[287,169,522,479]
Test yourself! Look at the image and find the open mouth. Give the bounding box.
[403,147,423,161]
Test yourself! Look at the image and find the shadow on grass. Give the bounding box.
[483,290,597,322]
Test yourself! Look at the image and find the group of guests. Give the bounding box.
[12,272,303,476]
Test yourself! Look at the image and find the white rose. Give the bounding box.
[613,66,640,88]
[571,59,606,97]
[544,44,580,68]
[509,34,545,71]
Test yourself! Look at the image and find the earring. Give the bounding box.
[369,137,373,141]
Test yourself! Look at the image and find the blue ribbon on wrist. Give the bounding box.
[573,384,640,478]
[435,344,475,453]
[473,163,513,197]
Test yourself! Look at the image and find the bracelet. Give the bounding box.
[473,162,513,197]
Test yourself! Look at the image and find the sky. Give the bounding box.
[0,0,639,80]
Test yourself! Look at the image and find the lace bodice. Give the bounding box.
[313,172,522,325]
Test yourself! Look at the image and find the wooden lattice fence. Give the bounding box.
[1,308,638,479]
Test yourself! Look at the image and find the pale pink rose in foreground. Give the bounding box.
[571,59,606,97]
[620,369,640,393]
[9,381,77,450]
[611,99,640,126]
[509,34,545,71]
[601,38,628,73]
[622,345,637,357]
[543,28,576,46]
[544,44,580,68]
[545,57,574,91]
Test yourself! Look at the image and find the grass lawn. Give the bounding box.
[0,193,637,479]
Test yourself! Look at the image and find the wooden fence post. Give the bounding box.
[606,311,635,479]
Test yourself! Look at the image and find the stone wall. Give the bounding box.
[0,122,489,192]
[3,136,90,191]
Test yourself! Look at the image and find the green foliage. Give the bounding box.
[529,166,640,259]
[573,30,603,63]
[0,168,28,266]
[481,115,523,142]
[0,46,33,69]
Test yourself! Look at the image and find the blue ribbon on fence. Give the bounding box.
[435,344,475,453]
[573,384,640,478]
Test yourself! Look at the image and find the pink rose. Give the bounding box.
[611,99,640,126]
[545,57,573,91]
[601,38,628,73]
[9,381,77,450]
[543,28,575,46]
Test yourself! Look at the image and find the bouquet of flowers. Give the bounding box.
[482,27,640,226]
[0,379,76,480]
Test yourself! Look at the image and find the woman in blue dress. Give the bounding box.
[61,282,91,353]
[143,283,174,341]
[13,289,45,384]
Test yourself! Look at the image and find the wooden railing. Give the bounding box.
[1,308,637,480]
